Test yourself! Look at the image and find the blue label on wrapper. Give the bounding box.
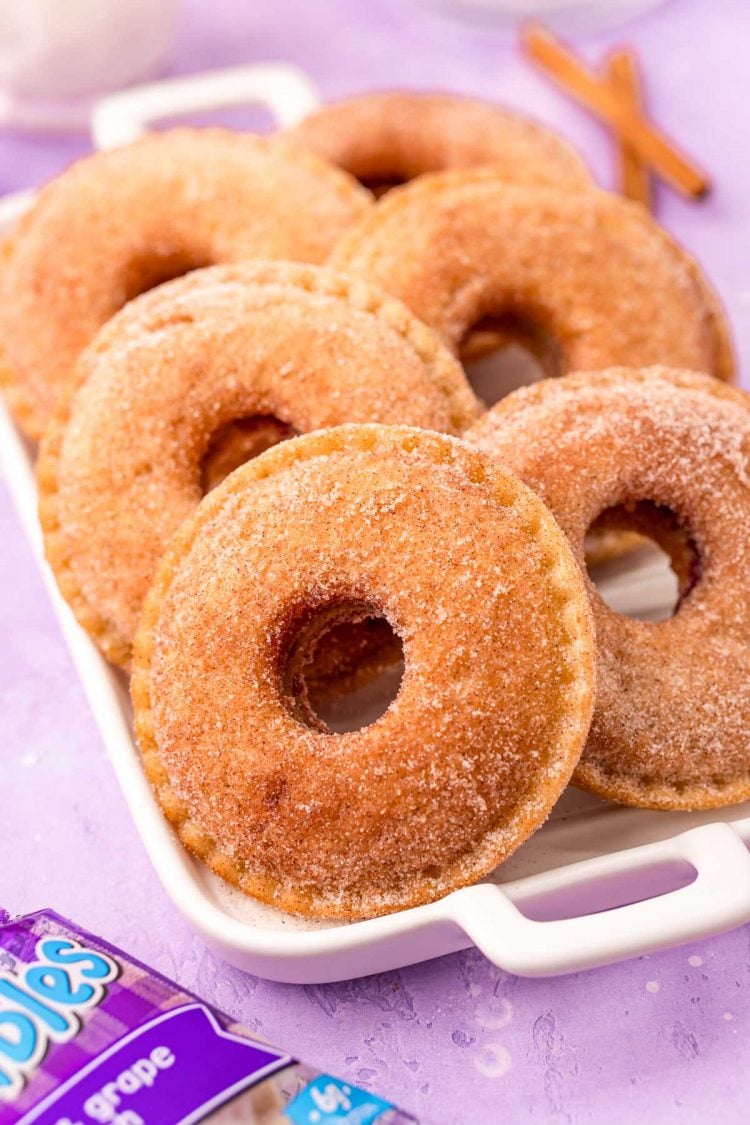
[284,1073,395,1124]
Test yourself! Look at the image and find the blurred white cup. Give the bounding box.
[0,0,177,101]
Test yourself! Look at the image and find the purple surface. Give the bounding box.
[2,0,750,1121]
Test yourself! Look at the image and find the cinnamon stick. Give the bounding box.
[607,48,651,210]
[522,24,710,199]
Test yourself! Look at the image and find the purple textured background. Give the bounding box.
[2,1,750,1121]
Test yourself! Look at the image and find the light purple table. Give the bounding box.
[2,1,750,1121]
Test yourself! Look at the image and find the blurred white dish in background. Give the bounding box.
[417,0,666,33]
[0,0,176,101]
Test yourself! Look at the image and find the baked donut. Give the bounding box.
[38,262,479,669]
[132,424,596,919]
[466,367,750,810]
[330,171,734,384]
[287,91,592,193]
[0,129,371,439]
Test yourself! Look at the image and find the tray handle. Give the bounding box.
[452,822,750,976]
[90,63,319,151]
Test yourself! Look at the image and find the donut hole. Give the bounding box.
[359,175,407,197]
[587,501,701,622]
[460,313,560,406]
[122,248,214,303]
[280,601,405,734]
[200,415,297,493]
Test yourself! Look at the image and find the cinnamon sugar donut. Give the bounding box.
[330,171,733,383]
[38,263,478,669]
[131,425,596,919]
[287,91,592,192]
[466,367,750,810]
[0,129,371,439]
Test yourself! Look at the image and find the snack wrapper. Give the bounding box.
[0,909,418,1125]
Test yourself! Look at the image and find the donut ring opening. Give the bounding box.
[277,596,405,732]
[121,248,215,305]
[360,175,407,197]
[459,309,562,405]
[199,414,298,493]
[587,500,701,620]
[452,296,567,401]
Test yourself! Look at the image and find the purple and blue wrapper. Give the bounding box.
[0,908,417,1124]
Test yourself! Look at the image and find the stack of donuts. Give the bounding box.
[5,91,750,921]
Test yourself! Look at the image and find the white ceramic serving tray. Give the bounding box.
[3,65,750,984]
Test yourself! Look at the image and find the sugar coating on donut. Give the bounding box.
[38,262,479,668]
[0,129,372,438]
[131,425,596,919]
[287,91,592,188]
[466,366,750,810]
[329,172,731,382]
